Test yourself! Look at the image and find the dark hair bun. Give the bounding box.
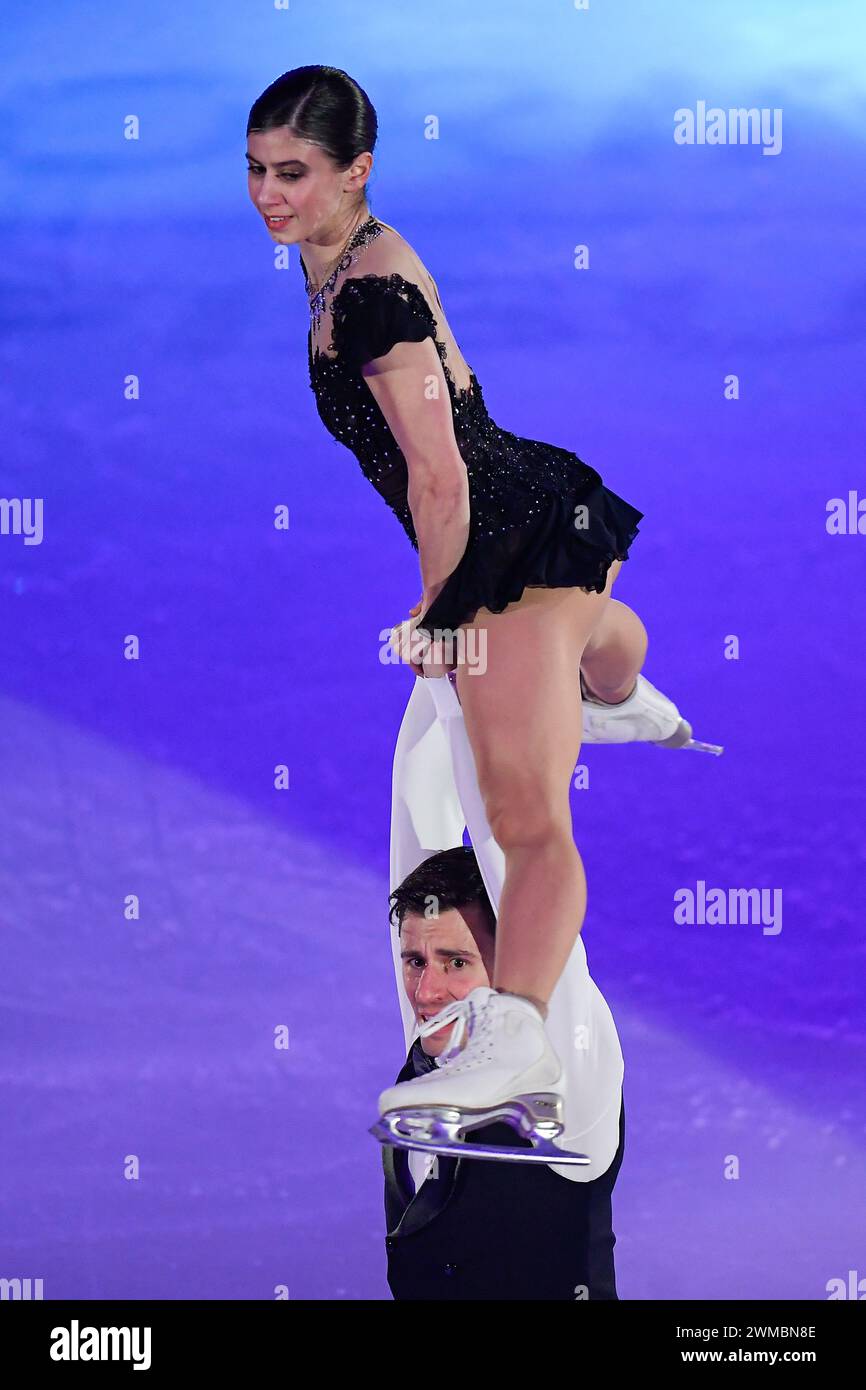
[247,65,377,171]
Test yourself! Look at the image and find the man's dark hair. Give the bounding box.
[389,845,496,937]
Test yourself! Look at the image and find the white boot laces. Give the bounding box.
[417,991,495,1068]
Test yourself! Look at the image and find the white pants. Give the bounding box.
[387,674,624,1183]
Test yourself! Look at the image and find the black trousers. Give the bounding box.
[385,1092,625,1301]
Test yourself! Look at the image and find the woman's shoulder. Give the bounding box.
[343,219,433,294]
[328,226,443,367]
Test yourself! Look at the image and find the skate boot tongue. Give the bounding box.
[417,986,497,1063]
[433,988,549,1075]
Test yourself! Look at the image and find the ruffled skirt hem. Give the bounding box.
[416,479,643,641]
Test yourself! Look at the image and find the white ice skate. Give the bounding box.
[369,985,591,1165]
[580,671,723,755]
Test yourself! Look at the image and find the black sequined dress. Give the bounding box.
[306,222,644,642]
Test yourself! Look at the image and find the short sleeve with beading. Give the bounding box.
[328,273,438,369]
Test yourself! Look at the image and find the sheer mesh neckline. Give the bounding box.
[308,270,477,403]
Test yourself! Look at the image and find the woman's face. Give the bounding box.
[246,127,369,243]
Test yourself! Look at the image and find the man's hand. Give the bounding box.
[390,596,456,679]
[390,612,428,678]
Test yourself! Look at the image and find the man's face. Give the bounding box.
[399,903,496,1057]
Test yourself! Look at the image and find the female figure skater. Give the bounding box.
[247,66,702,1162]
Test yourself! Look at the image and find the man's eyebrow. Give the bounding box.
[399,947,478,960]
[245,153,308,168]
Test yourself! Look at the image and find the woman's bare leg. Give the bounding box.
[453,564,622,1007]
[580,596,649,703]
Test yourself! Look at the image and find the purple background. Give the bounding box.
[1,0,865,1299]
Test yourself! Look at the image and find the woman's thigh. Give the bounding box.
[453,576,617,840]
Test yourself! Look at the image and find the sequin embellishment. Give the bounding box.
[305,256,644,634]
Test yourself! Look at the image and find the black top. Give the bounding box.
[381,1037,534,1234]
[307,261,644,639]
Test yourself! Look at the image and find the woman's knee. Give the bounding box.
[584,601,648,676]
[481,776,572,851]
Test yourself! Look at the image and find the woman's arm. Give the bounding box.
[407,470,470,610]
[360,337,470,608]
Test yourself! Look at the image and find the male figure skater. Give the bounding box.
[383,672,626,1300]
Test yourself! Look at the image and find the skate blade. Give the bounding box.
[682,737,724,755]
[370,1119,590,1164]
[655,718,724,755]
[370,1094,591,1166]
